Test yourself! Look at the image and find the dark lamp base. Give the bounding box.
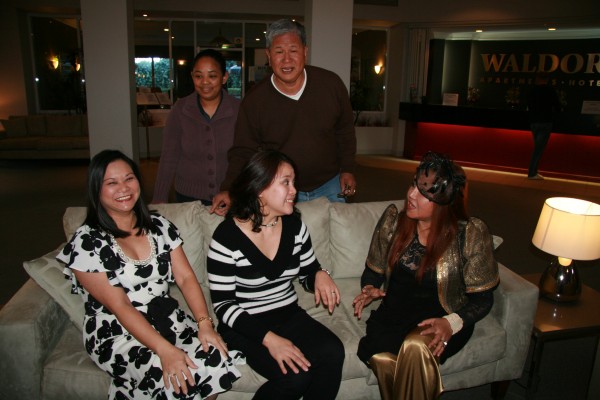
[539,258,581,302]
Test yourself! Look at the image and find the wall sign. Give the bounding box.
[466,39,600,112]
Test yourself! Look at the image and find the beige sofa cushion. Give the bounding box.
[25,115,47,136]
[296,197,331,270]
[23,247,86,330]
[45,115,83,136]
[152,202,205,279]
[197,205,225,284]
[329,200,404,278]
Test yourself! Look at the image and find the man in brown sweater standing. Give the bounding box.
[210,19,357,215]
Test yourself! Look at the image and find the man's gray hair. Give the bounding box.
[266,19,306,48]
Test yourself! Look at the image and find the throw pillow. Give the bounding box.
[23,247,85,331]
[150,202,205,281]
[329,200,404,279]
[295,197,331,272]
[197,205,225,284]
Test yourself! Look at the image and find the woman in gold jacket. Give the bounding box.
[352,151,499,400]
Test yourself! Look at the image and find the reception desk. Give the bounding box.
[399,103,600,182]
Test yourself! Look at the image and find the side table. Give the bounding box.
[522,273,600,399]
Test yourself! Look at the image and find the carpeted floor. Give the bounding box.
[1,155,599,399]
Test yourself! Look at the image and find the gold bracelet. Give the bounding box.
[196,316,214,329]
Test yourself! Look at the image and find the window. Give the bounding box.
[134,20,258,101]
[134,20,171,95]
[30,16,85,113]
[350,28,388,125]
[134,57,171,93]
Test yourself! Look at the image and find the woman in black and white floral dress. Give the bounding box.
[57,149,244,400]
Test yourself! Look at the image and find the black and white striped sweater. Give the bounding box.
[207,215,321,342]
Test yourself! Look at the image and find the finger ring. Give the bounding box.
[443,341,448,346]
[331,290,336,294]
[169,373,176,378]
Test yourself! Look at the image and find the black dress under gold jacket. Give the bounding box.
[365,204,500,314]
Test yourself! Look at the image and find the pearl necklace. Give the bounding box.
[261,216,279,228]
[109,233,156,266]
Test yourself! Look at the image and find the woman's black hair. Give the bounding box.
[192,49,227,75]
[228,149,299,232]
[84,149,154,238]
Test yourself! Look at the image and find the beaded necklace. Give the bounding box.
[261,216,279,228]
[109,233,156,266]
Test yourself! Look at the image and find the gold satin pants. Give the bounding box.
[369,326,443,400]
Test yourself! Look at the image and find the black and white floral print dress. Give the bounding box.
[57,214,244,400]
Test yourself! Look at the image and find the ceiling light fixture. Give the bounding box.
[210,29,232,49]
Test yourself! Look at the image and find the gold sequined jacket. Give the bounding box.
[366,204,499,314]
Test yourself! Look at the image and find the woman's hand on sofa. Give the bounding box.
[352,285,386,320]
[314,270,340,313]
[263,331,311,374]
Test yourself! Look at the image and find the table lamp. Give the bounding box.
[532,197,600,302]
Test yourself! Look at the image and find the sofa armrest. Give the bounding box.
[492,264,539,381]
[0,278,69,399]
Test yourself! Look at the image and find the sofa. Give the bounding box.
[0,114,89,159]
[0,198,539,399]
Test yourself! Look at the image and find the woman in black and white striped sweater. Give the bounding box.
[207,150,344,400]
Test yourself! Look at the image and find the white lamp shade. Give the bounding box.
[532,197,600,261]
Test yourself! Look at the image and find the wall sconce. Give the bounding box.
[177,59,187,66]
[532,197,600,302]
[374,64,384,75]
[49,56,59,70]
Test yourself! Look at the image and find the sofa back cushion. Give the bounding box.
[81,114,89,136]
[296,197,331,270]
[46,115,83,136]
[329,200,404,278]
[26,115,48,136]
[1,118,28,137]
[197,205,225,284]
